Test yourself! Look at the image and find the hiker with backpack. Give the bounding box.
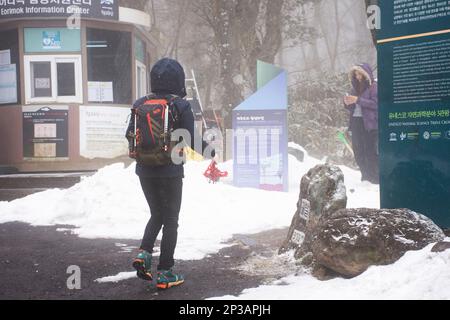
[125,58,215,289]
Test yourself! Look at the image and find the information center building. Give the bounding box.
[0,0,159,172]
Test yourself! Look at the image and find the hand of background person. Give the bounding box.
[344,95,358,106]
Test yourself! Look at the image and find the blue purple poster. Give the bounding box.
[233,61,288,192]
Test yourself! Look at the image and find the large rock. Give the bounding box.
[311,208,445,277]
[280,163,446,279]
[279,164,347,255]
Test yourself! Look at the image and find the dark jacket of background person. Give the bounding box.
[125,58,214,178]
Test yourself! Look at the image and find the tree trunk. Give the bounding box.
[212,0,243,124]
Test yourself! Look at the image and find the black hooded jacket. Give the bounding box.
[126,58,214,178]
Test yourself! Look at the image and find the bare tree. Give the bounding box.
[184,0,316,126]
[164,0,189,59]
[148,0,377,163]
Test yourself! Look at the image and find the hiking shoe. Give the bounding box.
[132,250,153,281]
[156,269,185,289]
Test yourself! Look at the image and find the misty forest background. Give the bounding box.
[122,0,378,167]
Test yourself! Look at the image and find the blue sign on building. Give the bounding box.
[42,31,61,50]
[233,61,288,192]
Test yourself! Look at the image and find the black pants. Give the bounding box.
[139,176,183,270]
[351,118,379,184]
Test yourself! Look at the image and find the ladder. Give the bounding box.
[185,69,208,129]
[185,70,224,133]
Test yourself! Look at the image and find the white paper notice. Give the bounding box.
[79,106,130,159]
[35,78,51,89]
[88,82,114,103]
[34,123,57,138]
[100,82,113,102]
[88,82,100,102]
[0,50,11,65]
[34,143,57,158]
[0,64,17,104]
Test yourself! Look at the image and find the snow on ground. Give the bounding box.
[212,241,450,300]
[94,272,137,283]
[0,144,379,261]
[2,145,448,300]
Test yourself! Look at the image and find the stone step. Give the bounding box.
[0,166,18,175]
[0,172,95,190]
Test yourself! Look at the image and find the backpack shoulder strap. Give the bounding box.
[163,94,181,115]
[133,94,157,109]
[164,94,179,104]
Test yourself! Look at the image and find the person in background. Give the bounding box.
[344,63,379,184]
[126,58,215,289]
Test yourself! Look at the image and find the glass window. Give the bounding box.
[24,55,82,104]
[57,62,76,96]
[87,28,132,104]
[135,36,145,63]
[31,62,52,98]
[136,60,147,99]
[0,29,20,105]
[137,65,142,96]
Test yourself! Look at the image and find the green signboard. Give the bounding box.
[378,0,450,227]
[24,28,81,53]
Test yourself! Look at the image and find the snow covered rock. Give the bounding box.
[311,208,446,277]
[280,164,445,280]
[279,164,347,255]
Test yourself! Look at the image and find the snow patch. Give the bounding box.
[232,250,298,280]
[332,233,358,243]
[348,217,374,237]
[56,228,75,234]
[394,235,416,245]
[94,272,137,283]
[210,242,450,300]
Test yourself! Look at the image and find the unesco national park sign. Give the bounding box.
[0,0,118,21]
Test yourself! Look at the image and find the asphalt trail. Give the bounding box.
[0,222,287,300]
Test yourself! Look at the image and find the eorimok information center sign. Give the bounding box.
[378,0,450,227]
[0,0,118,21]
